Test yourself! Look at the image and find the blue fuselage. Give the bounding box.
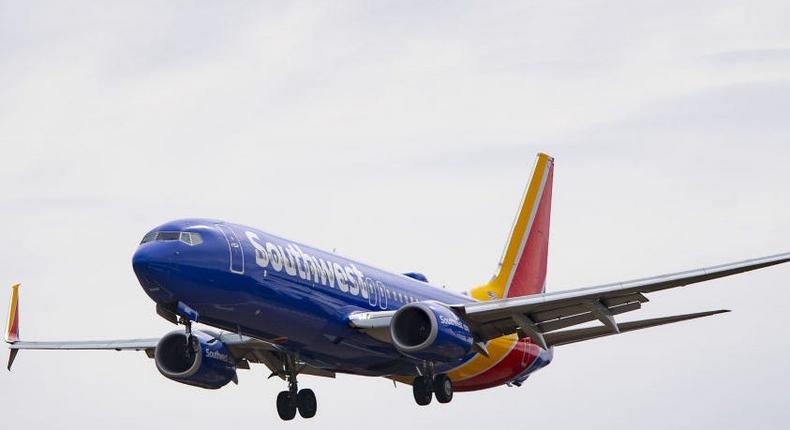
[132,218,475,377]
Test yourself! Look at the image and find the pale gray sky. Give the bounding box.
[1,1,789,428]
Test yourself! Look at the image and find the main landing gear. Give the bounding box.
[275,356,317,420]
[412,373,454,406]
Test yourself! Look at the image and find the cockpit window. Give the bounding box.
[157,232,180,241]
[140,231,203,245]
[179,231,203,245]
[140,231,157,244]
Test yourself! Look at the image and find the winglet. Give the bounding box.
[6,284,20,344]
[6,284,20,371]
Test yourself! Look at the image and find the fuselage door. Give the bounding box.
[216,223,244,274]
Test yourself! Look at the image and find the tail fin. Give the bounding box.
[471,153,554,301]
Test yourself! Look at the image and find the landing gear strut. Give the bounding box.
[275,355,317,420]
[179,316,198,358]
[412,372,454,406]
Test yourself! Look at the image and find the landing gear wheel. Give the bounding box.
[276,391,297,421]
[412,375,433,406]
[297,389,317,418]
[433,374,453,403]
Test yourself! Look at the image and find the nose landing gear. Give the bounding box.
[412,372,454,406]
[178,316,199,359]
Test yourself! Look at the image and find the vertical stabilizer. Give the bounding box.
[471,153,553,300]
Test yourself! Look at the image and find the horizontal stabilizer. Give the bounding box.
[544,310,729,347]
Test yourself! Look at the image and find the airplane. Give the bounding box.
[5,152,789,421]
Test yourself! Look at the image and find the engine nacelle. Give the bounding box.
[154,330,237,390]
[390,301,474,362]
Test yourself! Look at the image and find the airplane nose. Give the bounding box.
[132,245,158,276]
[133,244,174,302]
[131,245,148,270]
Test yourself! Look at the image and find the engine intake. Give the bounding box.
[155,330,237,389]
[390,301,474,362]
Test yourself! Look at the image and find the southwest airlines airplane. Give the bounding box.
[6,153,790,421]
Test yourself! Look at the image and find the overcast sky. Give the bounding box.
[1,1,789,428]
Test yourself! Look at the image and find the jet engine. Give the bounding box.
[390,301,474,362]
[154,330,237,389]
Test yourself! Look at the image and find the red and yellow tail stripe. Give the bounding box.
[5,283,20,343]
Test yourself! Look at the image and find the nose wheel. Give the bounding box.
[275,356,318,420]
[412,373,454,405]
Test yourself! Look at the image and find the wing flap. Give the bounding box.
[473,300,643,341]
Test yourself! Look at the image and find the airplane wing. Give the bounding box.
[7,337,159,369]
[5,284,333,378]
[350,252,790,349]
[7,334,335,378]
[458,252,790,347]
